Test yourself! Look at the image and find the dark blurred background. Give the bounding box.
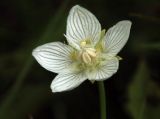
[0,0,160,119]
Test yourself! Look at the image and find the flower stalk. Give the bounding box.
[98,81,107,119]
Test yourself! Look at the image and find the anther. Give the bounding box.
[82,52,92,64]
[86,48,96,57]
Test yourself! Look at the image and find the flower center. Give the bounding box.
[81,48,97,64]
[80,41,97,64]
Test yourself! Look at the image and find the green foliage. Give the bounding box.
[127,60,160,119]
[127,60,149,119]
[1,84,51,119]
[0,0,160,118]
[0,0,71,118]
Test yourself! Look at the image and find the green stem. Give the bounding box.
[98,81,107,119]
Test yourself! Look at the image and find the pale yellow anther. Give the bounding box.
[86,48,96,57]
[80,40,97,64]
[82,52,92,64]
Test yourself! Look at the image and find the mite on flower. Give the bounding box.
[32,5,132,92]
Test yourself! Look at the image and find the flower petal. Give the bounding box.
[32,42,74,73]
[51,72,86,92]
[104,20,132,56]
[66,5,101,49]
[86,57,119,80]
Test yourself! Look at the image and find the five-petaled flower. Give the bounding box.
[32,5,132,92]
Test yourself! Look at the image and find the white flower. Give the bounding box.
[32,5,132,92]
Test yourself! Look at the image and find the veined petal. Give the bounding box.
[66,5,101,49]
[51,72,86,92]
[32,42,74,73]
[86,57,119,80]
[104,20,132,56]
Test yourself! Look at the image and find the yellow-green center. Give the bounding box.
[80,41,97,64]
[69,30,108,71]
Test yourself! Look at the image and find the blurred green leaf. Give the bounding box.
[3,83,51,119]
[127,60,160,119]
[129,13,160,23]
[127,60,150,119]
[0,0,71,118]
[140,43,160,51]
[146,106,160,119]
[131,42,160,55]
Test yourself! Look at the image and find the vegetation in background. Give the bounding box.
[0,0,160,119]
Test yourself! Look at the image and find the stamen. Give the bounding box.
[80,40,97,64]
[82,52,92,64]
[86,48,96,57]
